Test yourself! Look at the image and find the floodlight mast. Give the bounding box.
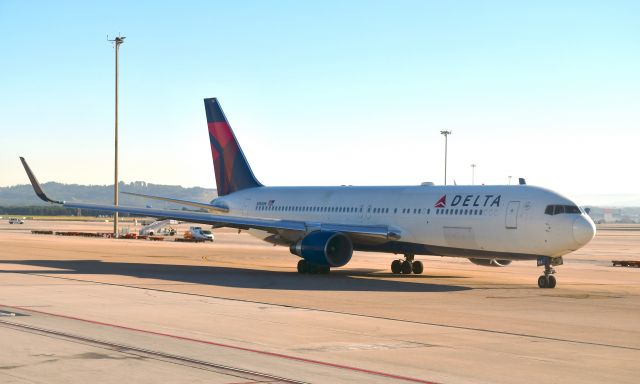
[440,131,451,185]
[109,35,125,237]
[471,163,476,185]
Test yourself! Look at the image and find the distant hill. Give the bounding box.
[0,181,217,209]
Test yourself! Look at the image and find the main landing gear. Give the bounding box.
[537,256,562,288]
[391,254,423,275]
[297,259,330,274]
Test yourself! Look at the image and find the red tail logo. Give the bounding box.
[434,195,446,208]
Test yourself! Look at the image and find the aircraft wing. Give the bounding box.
[20,157,400,241]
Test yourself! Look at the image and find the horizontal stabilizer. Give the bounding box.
[122,191,228,213]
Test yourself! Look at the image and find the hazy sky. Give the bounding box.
[1,1,638,203]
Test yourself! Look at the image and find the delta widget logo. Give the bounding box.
[434,195,446,208]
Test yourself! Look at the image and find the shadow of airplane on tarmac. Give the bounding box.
[0,259,471,293]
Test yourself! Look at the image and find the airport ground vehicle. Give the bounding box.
[20,98,596,288]
[139,219,178,236]
[184,226,214,242]
[8,218,24,224]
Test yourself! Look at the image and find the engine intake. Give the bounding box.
[290,231,353,267]
[468,258,512,267]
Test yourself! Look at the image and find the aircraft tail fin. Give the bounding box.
[204,98,262,196]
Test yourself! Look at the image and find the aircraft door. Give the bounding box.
[365,204,372,222]
[505,201,520,229]
[242,198,251,217]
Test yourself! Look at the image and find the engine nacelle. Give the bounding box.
[290,231,353,267]
[468,258,512,267]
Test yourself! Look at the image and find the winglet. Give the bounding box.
[19,157,64,204]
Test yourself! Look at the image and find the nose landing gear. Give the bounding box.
[391,254,423,275]
[537,256,562,288]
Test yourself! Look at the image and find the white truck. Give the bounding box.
[8,218,24,224]
[184,226,214,242]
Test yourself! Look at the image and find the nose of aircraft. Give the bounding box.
[573,215,596,246]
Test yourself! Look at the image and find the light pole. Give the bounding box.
[440,131,451,185]
[508,175,512,185]
[471,164,476,185]
[109,35,125,237]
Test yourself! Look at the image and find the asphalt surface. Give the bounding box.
[0,220,638,383]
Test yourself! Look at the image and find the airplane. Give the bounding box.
[20,98,596,289]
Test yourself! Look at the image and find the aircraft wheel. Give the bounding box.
[297,260,308,274]
[412,260,424,274]
[547,275,556,288]
[537,275,548,288]
[391,259,402,274]
[401,260,413,274]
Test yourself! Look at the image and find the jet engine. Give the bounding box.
[290,231,353,267]
[468,258,512,267]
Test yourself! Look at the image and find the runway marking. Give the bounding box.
[0,318,305,384]
[13,272,640,352]
[0,304,441,384]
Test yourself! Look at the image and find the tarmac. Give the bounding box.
[0,220,638,383]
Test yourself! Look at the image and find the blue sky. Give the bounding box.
[1,1,639,203]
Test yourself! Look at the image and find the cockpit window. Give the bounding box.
[545,204,582,215]
[565,205,581,214]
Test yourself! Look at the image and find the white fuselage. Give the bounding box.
[212,184,595,261]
